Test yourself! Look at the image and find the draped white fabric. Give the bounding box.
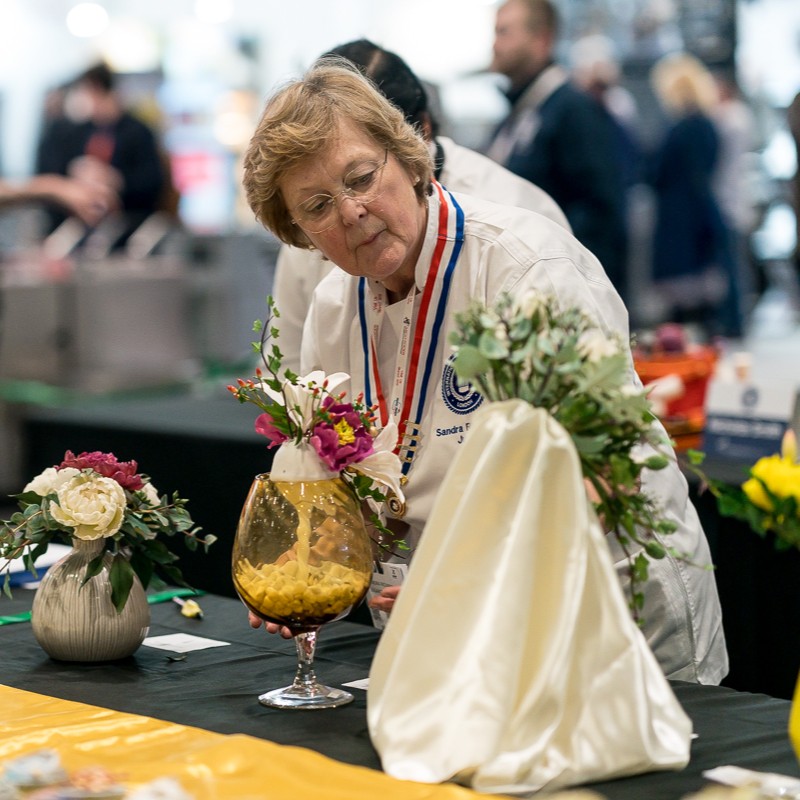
[367,400,692,794]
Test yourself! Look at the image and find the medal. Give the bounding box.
[386,476,409,519]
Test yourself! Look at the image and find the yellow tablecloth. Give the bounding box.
[0,685,482,800]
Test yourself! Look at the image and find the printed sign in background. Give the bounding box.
[702,375,799,463]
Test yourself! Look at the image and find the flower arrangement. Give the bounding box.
[227,298,404,530]
[448,290,677,615]
[689,430,800,551]
[0,451,215,612]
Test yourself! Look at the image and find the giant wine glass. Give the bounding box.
[232,473,373,709]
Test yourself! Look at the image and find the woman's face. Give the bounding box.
[278,118,427,297]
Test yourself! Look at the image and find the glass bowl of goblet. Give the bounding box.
[232,473,373,709]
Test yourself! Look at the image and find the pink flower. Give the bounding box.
[309,399,374,472]
[58,450,143,491]
[255,413,289,448]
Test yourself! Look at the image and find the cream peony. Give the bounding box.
[50,473,127,540]
[24,467,80,496]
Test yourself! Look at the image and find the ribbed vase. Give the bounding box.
[31,537,150,662]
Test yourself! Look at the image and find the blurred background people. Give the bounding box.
[648,52,736,338]
[485,0,629,302]
[570,33,642,189]
[787,87,800,279]
[35,61,167,249]
[272,38,570,374]
[711,71,760,337]
[0,173,116,227]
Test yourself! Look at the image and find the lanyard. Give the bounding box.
[358,181,464,475]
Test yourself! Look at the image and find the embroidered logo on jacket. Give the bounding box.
[441,354,483,415]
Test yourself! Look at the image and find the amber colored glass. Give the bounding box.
[232,473,372,708]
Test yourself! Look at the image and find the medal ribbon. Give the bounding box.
[358,181,464,474]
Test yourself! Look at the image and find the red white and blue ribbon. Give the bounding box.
[358,181,464,475]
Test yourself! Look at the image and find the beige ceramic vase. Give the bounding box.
[31,537,150,661]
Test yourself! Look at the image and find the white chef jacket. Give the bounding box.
[302,185,728,686]
[272,136,570,374]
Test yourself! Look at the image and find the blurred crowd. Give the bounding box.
[484,0,767,342]
[2,0,799,350]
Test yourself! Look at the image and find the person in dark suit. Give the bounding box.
[648,52,735,337]
[485,0,629,301]
[36,62,166,247]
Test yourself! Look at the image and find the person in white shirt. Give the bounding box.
[242,61,728,684]
[272,39,569,375]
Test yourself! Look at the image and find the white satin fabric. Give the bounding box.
[367,400,692,794]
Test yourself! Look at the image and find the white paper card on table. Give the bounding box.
[703,765,800,795]
[342,678,370,691]
[142,634,231,653]
[367,562,407,630]
[6,543,72,572]
[6,543,72,586]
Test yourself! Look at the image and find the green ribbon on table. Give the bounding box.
[0,612,35,626]
[0,587,205,626]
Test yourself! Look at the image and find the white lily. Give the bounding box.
[260,370,350,434]
[352,420,405,503]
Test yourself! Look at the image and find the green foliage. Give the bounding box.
[686,446,800,553]
[229,295,407,553]
[449,291,677,621]
[0,466,215,613]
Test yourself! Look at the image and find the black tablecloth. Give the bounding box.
[1,590,797,799]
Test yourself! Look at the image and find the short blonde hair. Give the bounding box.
[243,60,433,248]
[651,52,719,116]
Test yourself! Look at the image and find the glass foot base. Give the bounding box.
[258,683,354,710]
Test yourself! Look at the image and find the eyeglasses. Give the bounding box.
[291,150,388,233]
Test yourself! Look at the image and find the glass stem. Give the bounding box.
[292,630,319,691]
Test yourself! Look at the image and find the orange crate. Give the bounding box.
[634,346,718,420]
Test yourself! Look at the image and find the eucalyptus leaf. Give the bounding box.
[478,330,510,359]
[452,345,491,381]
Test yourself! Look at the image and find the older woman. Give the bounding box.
[242,62,727,685]
[270,39,570,375]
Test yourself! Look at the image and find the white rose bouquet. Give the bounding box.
[0,450,216,611]
[449,290,677,616]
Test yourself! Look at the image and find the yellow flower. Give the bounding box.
[334,418,355,446]
[782,429,797,463]
[742,454,800,512]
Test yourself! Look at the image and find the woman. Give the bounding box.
[648,52,737,337]
[271,38,570,374]
[242,62,728,685]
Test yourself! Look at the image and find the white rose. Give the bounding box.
[49,473,127,540]
[142,482,161,506]
[577,330,619,363]
[24,467,80,496]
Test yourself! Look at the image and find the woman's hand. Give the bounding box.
[368,585,401,614]
[248,610,294,639]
